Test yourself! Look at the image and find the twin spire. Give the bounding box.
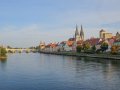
[75,25,84,41]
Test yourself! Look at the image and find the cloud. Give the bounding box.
[0,24,75,47]
[0,22,118,48]
[0,0,119,47]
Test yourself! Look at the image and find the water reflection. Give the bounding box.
[0,58,7,70]
[0,53,120,90]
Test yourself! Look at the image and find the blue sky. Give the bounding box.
[0,0,120,47]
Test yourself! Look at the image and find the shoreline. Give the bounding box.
[39,51,120,60]
[0,56,7,59]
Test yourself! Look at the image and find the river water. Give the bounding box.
[0,53,120,90]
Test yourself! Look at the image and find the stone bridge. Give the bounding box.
[6,48,37,53]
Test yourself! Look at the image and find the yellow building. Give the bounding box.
[116,32,120,41]
[100,29,113,39]
[39,42,46,50]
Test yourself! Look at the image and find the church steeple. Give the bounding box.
[75,24,79,37]
[74,25,84,41]
[80,25,84,40]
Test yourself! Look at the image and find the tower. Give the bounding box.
[100,29,106,38]
[74,25,84,41]
[116,32,120,40]
[75,25,80,41]
[80,25,84,40]
[99,29,112,39]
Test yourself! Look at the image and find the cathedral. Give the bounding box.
[75,25,84,41]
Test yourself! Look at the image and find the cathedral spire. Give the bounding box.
[80,25,84,40]
[75,24,79,37]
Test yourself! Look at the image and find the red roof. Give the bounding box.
[84,38,100,46]
[68,38,75,41]
[77,40,83,45]
[66,41,74,47]
[46,43,58,48]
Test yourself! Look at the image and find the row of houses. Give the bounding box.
[39,28,120,52]
[40,40,74,52]
[39,37,119,52]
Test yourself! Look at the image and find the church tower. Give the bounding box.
[74,25,84,41]
[80,25,84,41]
[75,25,80,41]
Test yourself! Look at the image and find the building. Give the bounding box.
[44,43,59,52]
[64,41,74,51]
[116,32,120,41]
[39,41,46,50]
[58,41,66,52]
[75,25,84,41]
[100,29,113,39]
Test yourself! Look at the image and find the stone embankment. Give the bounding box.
[40,51,120,60]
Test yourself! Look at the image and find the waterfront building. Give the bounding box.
[84,38,100,47]
[58,41,66,52]
[113,41,120,52]
[64,41,74,51]
[100,29,113,39]
[44,43,59,52]
[39,42,46,50]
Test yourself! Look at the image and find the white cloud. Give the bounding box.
[0,0,120,47]
[0,22,118,48]
[0,24,75,47]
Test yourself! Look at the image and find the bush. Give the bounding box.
[111,45,119,55]
[83,42,91,52]
[91,45,96,53]
[0,47,7,57]
[76,45,82,53]
[100,42,108,52]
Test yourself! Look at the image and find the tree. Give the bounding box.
[0,47,7,57]
[92,45,96,53]
[76,45,82,53]
[100,42,108,52]
[111,45,119,55]
[83,42,91,51]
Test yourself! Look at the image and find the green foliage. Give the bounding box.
[100,42,108,52]
[91,45,96,52]
[83,43,91,51]
[0,47,7,57]
[76,45,82,53]
[111,45,119,55]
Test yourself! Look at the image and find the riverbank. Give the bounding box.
[40,51,120,60]
[0,56,7,60]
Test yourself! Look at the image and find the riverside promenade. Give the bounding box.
[40,51,120,60]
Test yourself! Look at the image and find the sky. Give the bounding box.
[0,0,120,47]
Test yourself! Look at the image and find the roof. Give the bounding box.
[46,43,58,48]
[108,39,115,45]
[116,32,119,35]
[84,38,100,46]
[66,41,74,47]
[60,41,66,44]
[68,38,75,41]
[100,29,105,32]
[77,40,83,44]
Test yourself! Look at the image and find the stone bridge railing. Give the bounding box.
[5,48,37,53]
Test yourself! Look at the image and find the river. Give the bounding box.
[0,53,120,90]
